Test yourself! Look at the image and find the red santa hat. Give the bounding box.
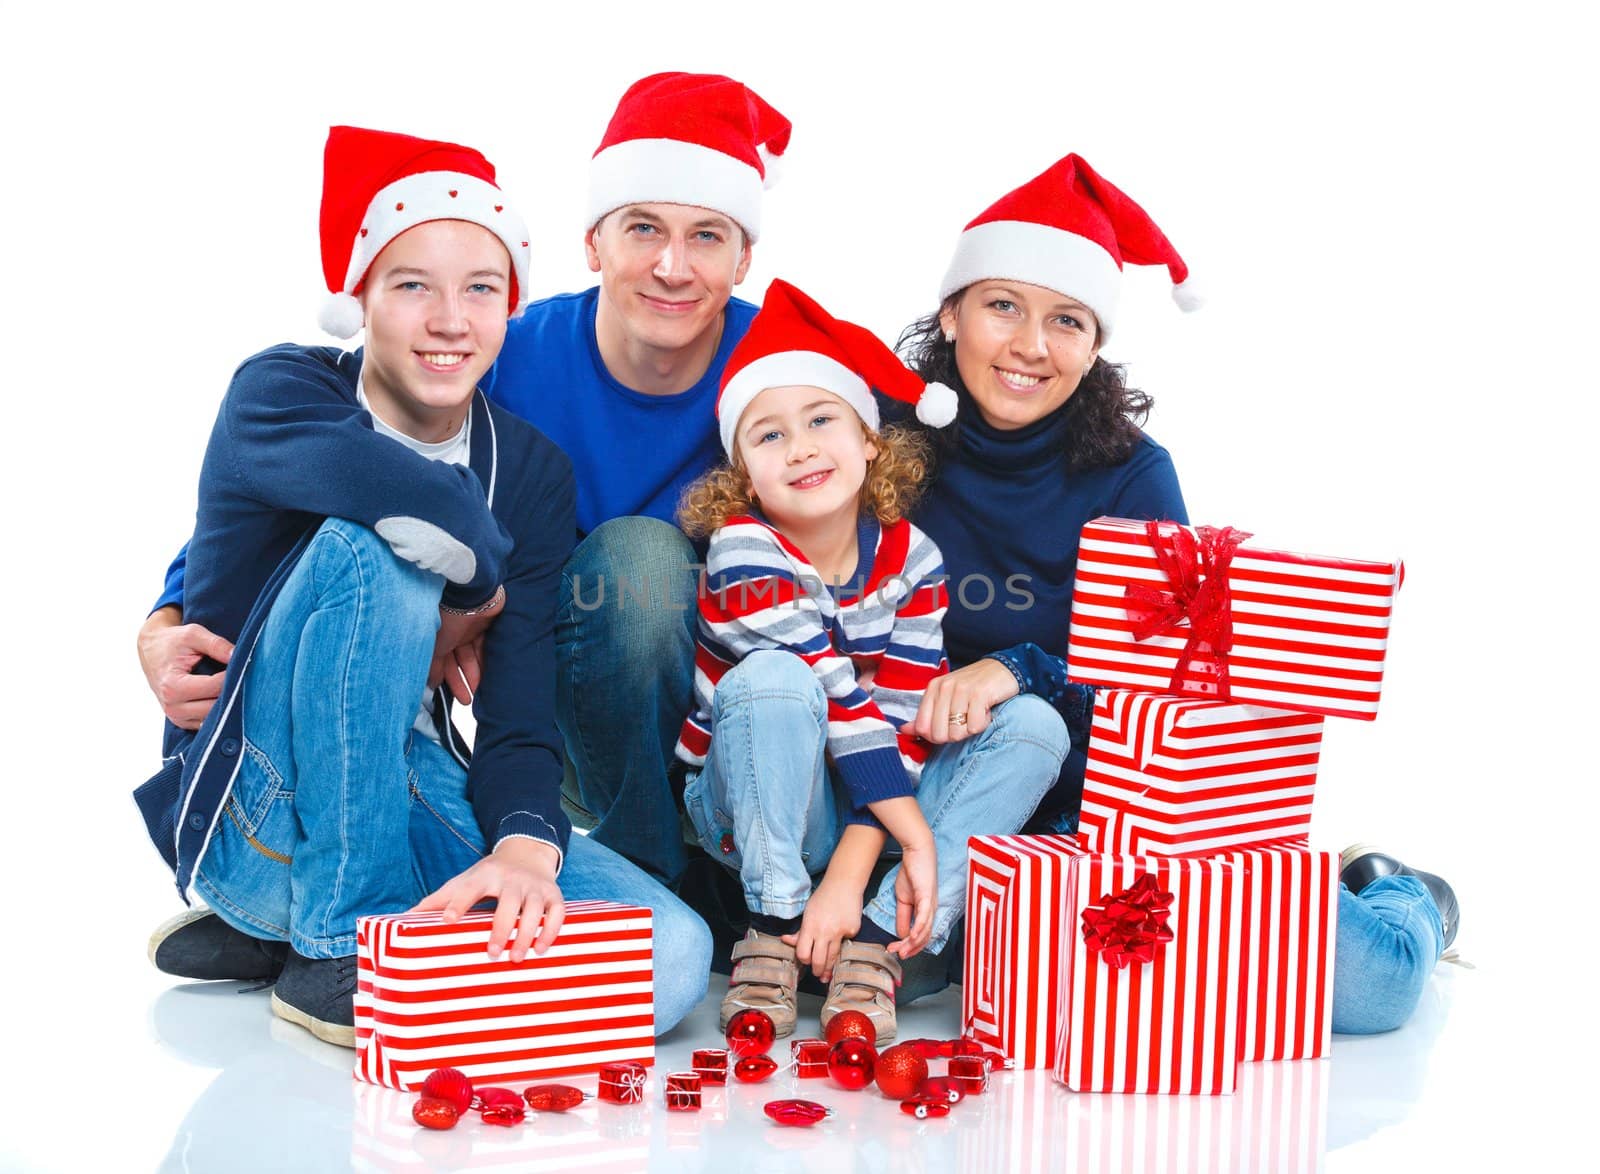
[939,153,1199,340]
[317,125,532,339]
[587,72,790,241]
[717,279,957,456]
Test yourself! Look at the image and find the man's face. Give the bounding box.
[359,219,511,439]
[585,203,752,354]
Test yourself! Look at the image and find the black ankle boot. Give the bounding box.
[1340,844,1459,950]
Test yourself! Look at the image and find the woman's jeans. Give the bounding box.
[192,518,712,1033]
[682,649,1070,960]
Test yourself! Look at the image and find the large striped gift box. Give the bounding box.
[1233,843,1338,1063]
[353,900,654,1091]
[1054,850,1246,1094]
[1081,689,1325,856]
[1068,517,1402,720]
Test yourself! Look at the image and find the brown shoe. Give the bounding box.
[719,930,799,1039]
[820,940,902,1044]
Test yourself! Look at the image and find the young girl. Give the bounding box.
[675,280,1069,1041]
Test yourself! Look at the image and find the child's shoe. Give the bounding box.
[719,929,799,1038]
[820,940,902,1043]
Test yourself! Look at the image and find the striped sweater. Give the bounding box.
[676,512,950,824]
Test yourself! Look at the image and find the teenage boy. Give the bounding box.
[139,74,790,889]
[136,126,711,1045]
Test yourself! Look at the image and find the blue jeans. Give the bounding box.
[193,519,711,1033]
[1332,875,1444,1035]
[682,649,1070,958]
[556,517,700,885]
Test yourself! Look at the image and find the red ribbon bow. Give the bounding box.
[1080,872,1175,969]
[1123,520,1253,700]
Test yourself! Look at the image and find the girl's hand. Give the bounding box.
[783,876,864,983]
[904,658,1020,745]
[887,837,937,961]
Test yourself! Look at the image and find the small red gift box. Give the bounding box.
[597,1060,649,1104]
[691,1047,728,1085]
[663,1071,702,1111]
[791,1038,830,1078]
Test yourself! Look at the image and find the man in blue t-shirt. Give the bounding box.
[137,73,789,888]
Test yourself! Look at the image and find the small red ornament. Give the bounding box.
[523,1084,584,1112]
[476,1087,526,1126]
[664,1071,702,1111]
[951,1039,985,1059]
[419,1067,474,1114]
[874,1043,929,1100]
[764,1099,830,1127]
[597,1061,648,1104]
[900,1095,952,1119]
[725,1008,776,1057]
[692,1047,730,1085]
[900,1038,946,1059]
[824,1010,877,1048]
[791,1038,830,1078]
[917,1076,965,1105]
[827,1037,878,1090]
[733,1054,779,1083]
[948,1055,989,1095]
[412,1096,459,1130]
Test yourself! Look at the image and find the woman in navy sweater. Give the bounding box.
[885,153,1459,1034]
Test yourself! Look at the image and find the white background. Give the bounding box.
[1,1,1594,1170]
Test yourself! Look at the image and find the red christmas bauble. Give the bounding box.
[412,1096,460,1131]
[874,1043,930,1100]
[420,1067,475,1114]
[725,1008,777,1057]
[733,1054,779,1083]
[827,1037,878,1090]
[824,1010,878,1048]
[764,1099,830,1127]
[523,1084,584,1112]
[476,1087,526,1126]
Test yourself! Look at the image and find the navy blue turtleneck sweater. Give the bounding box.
[883,393,1188,824]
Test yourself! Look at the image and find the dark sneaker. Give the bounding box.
[147,910,289,982]
[270,950,357,1048]
[1340,844,1459,950]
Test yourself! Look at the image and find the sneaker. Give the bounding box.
[270,950,357,1048]
[820,940,902,1044]
[147,910,289,983]
[720,930,799,1039]
[1340,843,1460,950]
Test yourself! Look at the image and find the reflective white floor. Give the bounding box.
[2,948,1551,1173]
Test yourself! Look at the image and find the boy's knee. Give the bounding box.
[716,650,825,714]
[307,519,442,634]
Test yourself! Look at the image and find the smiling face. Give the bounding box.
[735,384,878,536]
[358,219,511,442]
[586,202,752,356]
[939,280,1101,431]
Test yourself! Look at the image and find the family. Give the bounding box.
[134,72,1458,1052]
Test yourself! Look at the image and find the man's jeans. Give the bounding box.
[193,519,712,1033]
[556,517,700,884]
[1333,875,1444,1035]
[682,649,1070,960]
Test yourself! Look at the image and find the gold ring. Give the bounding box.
[948,713,968,726]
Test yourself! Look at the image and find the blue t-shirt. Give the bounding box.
[482,286,758,537]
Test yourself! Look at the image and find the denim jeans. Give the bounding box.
[1332,875,1444,1035]
[682,649,1070,959]
[193,519,712,1033]
[556,517,700,885]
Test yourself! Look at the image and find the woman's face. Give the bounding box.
[939,280,1100,431]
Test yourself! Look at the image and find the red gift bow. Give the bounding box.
[1123,521,1253,700]
[1080,872,1176,969]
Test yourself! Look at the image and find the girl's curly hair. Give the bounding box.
[895,296,1154,474]
[678,423,931,538]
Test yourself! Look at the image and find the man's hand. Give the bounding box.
[429,588,505,704]
[904,658,1019,745]
[784,875,865,983]
[410,837,563,962]
[138,605,235,730]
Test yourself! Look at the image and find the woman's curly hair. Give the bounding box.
[895,295,1154,474]
[678,423,931,538]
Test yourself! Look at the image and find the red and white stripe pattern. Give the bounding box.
[353,900,654,1092]
[963,834,1087,1070]
[1055,852,1246,1095]
[1232,842,1338,1063]
[1081,689,1325,856]
[1068,517,1402,720]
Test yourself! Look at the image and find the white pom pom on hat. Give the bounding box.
[317,291,365,340]
[916,382,959,428]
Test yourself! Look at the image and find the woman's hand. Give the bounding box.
[410,838,563,962]
[784,875,865,983]
[904,658,1020,745]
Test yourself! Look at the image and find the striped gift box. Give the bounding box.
[1233,844,1338,1063]
[353,899,654,1091]
[1081,689,1325,856]
[1056,851,1246,1095]
[1068,517,1402,720]
[963,834,1086,1071]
